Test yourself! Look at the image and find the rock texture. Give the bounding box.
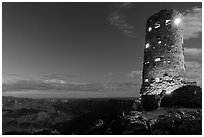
[160,85,202,108]
[89,109,202,135]
[2,96,202,135]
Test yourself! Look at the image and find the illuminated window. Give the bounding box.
[167,60,171,63]
[158,41,161,44]
[154,58,161,62]
[155,78,160,82]
[155,22,160,29]
[145,43,150,48]
[145,79,149,82]
[165,19,171,25]
[148,27,152,32]
[145,61,149,65]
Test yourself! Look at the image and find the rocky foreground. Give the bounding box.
[2,88,202,135]
[88,108,201,135]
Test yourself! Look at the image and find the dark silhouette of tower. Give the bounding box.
[140,9,186,110]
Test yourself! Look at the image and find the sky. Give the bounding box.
[2,2,202,98]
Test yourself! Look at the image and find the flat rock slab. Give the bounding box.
[141,107,200,119]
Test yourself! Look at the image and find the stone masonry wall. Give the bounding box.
[140,9,186,96]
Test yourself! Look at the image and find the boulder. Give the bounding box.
[141,95,161,111]
[160,85,202,108]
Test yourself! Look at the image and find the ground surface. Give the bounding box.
[2,96,202,135]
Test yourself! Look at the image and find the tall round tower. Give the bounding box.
[140,9,186,102]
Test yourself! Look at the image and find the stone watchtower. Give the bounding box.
[140,9,186,110]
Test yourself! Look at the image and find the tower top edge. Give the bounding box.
[146,9,182,24]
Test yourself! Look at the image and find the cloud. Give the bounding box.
[185,61,201,69]
[116,2,133,9]
[184,47,202,57]
[2,79,102,92]
[185,61,202,86]
[43,79,67,84]
[41,73,99,83]
[2,79,139,93]
[42,73,85,79]
[3,80,51,92]
[180,48,202,85]
[182,7,202,40]
[128,70,142,78]
[184,47,202,60]
[108,2,135,37]
[2,73,21,77]
[98,82,139,94]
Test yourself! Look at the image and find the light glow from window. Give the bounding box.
[166,90,172,94]
[174,17,181,25]
[155,58,161,62]
[145,79,149,82]
[145,43,150,48]
[155,78,160,82]
[148,27,152,32]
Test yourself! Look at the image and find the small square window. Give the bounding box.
[155,58,161,62]
[155,78,160,82]
[165,20,171,25]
